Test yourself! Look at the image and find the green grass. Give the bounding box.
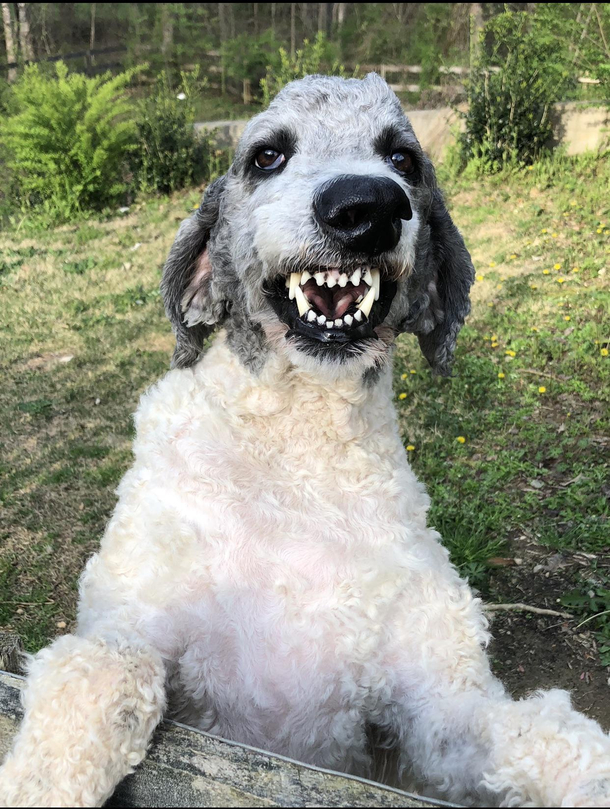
[0,153,609,650]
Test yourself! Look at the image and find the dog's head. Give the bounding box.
[162,73,474,377]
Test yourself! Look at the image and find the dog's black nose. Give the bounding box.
[313,175,412,256]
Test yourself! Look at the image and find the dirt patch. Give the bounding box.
[487,539,610,729]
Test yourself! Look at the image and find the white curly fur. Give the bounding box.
[3,74,610,808]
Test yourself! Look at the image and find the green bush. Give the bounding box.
[459,10,573,173]
[130,69,224,194]
[0,62,140,219]
[260,33,352,107]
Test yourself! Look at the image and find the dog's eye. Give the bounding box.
[389,151,414,175]
[254,149,286,171]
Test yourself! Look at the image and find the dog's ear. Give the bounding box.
[402,182,475,377]
[161,176,229,369]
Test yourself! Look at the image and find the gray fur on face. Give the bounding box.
[161,72,474,376]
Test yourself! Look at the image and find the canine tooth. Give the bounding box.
[285,277,290,288]
[334,319,343,328]
[294,284,311,316]
[289,272,300,300]
[326,320,334,329]
[357,285,376,318]
[317,314,326,326]
[371,269,381,301]
[338,273,348,287]
[356,294,363,303]
[354,309,363,321]
[314,272,325,286]
[364,269,373,287]
[307,310,317,322]
[344,314,353,326]
[300,270,312,285]
[350,269,361,286]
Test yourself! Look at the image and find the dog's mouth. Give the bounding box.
[264,266,397,345]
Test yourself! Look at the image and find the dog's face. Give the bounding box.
[162,73,474,377]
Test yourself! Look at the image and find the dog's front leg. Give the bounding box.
[384,569,610,807]
[0,633,165,808]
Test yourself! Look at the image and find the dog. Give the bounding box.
[2,73,610,808]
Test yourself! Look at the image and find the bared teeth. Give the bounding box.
[354,309,363,322]
[314,272,325,286]
[334,319,343,328]
[289,273,300,300]
[317,314,326,326]
[344,314,353,326]
[307,309,317,322]
[371,269,381,301]
[357,285,375,318]
[294,284,311,316]
[300,270,312,285]
[326,272,337,288]
[338,273,348,287]
[350,269,361,286]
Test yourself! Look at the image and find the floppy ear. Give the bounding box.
[402,186,475,377]
[161,176,228,369]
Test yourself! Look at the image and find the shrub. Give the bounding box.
[0,62,140,219]
[260,33,352,107]
[130,69,224,194]
[459,10,573,173]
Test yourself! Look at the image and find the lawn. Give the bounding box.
[0,153,608,719]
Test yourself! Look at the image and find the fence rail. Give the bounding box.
[1,49,601,91]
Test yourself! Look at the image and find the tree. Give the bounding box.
[2,2,17,82]
[17,2,34,62]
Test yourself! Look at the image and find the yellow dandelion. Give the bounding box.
[410,369,417,375]
[552,233,558,238]
[601,348,609,357]
[488,302,494,307]
[570,201,577,206]
[406,444,415,452]
[491,334,498,341]
[557,278,565,284]
[476,274,485,281]
[489,261,497,267]
[531,327,539,332]
[597,228,603,234]
[456,436,466,444]
[572,267,579,273]
[401,373,407,380]
[541,229,548,234]
[530,284,538,290]
[510,254,517,260]
[538,386,546,394]
[497,283,503,289]
[491,341,499,348]
[564,316,571,321]
[505,350,516,357]
[498,372,506,379]
[527,166,534,171]
[399,392,407,400]
[543,269,550,275]
[553,263,561,270]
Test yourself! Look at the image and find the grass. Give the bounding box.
[0,153,608,652]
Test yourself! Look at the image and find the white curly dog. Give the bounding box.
[2,74,610,808]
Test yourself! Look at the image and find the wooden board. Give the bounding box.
[0,671,453,808]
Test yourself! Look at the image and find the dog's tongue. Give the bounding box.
[302,279,367,319]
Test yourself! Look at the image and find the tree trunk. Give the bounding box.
[17,2,34,62]
[318,1,327,33]
[1,2,17,82]
[290,2,296,58]
[271,3,276,35]
[89,2,96,69]
[161,3,174,67]
[469,2,484,66]
[218,2,227,95]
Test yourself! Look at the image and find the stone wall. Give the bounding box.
[195,102,610,161]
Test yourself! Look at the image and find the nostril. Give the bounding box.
[334,206,367,230]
